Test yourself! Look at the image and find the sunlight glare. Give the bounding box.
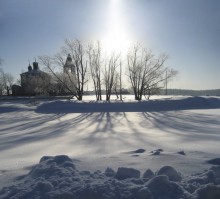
[101,0,131,55]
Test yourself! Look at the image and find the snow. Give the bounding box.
[115,167,141,180]
[157,165,182,182]
[1,155,220,199]
[1,95,220,198]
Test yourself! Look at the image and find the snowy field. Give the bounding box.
[0,95,220,199]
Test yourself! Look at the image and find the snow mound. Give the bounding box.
[131,148,146,154]
[150,149,164,155]
[157,166,182,182]
[211,166,220,178]
[1,155,220,199]
[195,184,220,199]
[35,96,220,113]
[177,150,186,155]
[147,175,188,199]
[207,158,220,165]
[115,167,141,180]
[143,169,154,179]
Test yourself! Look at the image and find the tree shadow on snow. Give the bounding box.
[0,112,93,151]
[0,110,149,155]
[141,111,220,143]
[1,96,220,154]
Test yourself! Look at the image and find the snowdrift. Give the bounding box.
[35,96,220,114]
[1,155,220,199]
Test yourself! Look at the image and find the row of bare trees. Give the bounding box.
[39,39,177,101]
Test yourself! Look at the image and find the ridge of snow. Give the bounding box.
[1,155,220,199]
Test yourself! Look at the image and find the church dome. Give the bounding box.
[67,54,72,61]
[28,64,32,71]
[33,61,39,70]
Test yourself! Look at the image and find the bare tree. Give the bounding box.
[0,58,3,95]
[103,53,121,101]
[164,68,178,95]
[113,61,123,100]
[53,52,78,95]
[0,67,14,95]
[119,61,123,100]
[113,72,120,99]
[127,43,176,100]
[39,39,88,100]
[62,39,88,100]
[39,55,76,97]
[87,41,102,100]
[0,73,3,96]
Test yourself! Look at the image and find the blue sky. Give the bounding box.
[0,0,219,90]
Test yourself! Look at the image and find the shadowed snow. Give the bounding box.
[1,155,220,199]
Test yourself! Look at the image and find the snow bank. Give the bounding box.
[1,155,220,199]
[35,96,220,113]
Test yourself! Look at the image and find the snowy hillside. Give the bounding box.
[0,95,220,198]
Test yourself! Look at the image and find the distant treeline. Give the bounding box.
[159,89,220,96]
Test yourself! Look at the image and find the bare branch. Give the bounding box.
[127,43,175,100]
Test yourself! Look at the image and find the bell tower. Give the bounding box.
[64,54,75,74]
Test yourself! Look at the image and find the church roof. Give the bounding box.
[21,69,48,76]
[21,62,49,76]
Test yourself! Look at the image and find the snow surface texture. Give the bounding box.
[1,96,220,198]
[1,155,220,199]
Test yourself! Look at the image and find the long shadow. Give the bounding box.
[1,96,220,154]
[70,111,147,154]
[0,107,20,113]
[35,97,220,114]
[141,111,220,142]
[0,112,93,151]
[123,112,157,148]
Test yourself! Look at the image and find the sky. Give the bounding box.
[0,0,220,90]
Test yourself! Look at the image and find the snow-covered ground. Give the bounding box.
[0,95,220,198]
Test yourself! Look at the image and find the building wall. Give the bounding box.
[12,61,51,96]
[20,72,51,95]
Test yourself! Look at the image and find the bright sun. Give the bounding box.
[101,0,131,55]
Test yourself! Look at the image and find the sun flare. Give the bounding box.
[101,30,130,55]
[101,0,131,55]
